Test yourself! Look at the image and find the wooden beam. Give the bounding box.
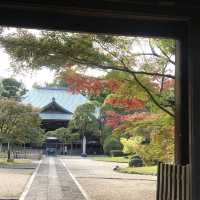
[188,19,200,200]
[175,36,189,165]
[0,0,199,19]
[0,7,187,39]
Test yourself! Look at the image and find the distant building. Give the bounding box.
[22,87,102,155]
[22,87,88,131]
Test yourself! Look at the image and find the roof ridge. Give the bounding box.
[35,87,68,90]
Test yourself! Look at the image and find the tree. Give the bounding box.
[46,127,80,154]
[103,136,123,155]
[0,30,175,117]
[70,102,100,155]
[120,113,174,164]
[1,78,27,99]
[0,99,42,161]
[0,81,4,96]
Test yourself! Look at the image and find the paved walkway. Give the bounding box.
[62,156,156,200]
[0,168,32,199]
[24,157,85,200]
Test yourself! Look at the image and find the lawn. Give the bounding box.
[0,158,31,165]
[116,166,157,175]
[91,156,130,163]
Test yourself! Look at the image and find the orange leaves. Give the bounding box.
[98,79,146,130]
[120,112,152,121]
[163,79,175,91]
[104,97,145,109]
[104,111,121,128]
[104,111,150,129]
[65,73,120,95]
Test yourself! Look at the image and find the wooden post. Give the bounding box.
[175,38,189,165]
[188,19,200,200]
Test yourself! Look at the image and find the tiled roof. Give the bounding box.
[22,87,88,114]
[39,113,73,121]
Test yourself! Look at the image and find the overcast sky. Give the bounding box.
[0,48,56,89]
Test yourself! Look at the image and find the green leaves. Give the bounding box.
[0,99,43,145]
[46,127,80,144]
[70,102,100,137]
[1,78,27,99]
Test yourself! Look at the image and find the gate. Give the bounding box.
[156,162,190,200]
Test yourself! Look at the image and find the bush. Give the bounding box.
[103,136,123,155]
[129,155,143,167]
[130,154,141,160]
[110,150,123,157]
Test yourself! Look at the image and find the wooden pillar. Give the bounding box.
[175,37,189,165]
[188,19,200,200]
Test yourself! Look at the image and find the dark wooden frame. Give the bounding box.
[0,1,199,199]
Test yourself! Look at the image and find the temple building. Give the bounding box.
[22,87,102,155]
[22,87,88,131]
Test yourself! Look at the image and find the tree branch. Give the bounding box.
[70,57,175,79]
[148,39,175,65]
[69,56,175,117]
[130,71,175,117]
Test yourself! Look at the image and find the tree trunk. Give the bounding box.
[71,142,73,155]
[7,142,11,162]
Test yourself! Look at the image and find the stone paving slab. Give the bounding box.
[62,157,156,200]
[23,157,85,200]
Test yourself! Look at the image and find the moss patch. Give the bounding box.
[116,166,157,175]
[91,156,131,163]
[0,158,31,165]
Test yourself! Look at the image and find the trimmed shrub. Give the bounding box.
[110,150,123,157]
[103,136,123,155]
[129,155,143,167]
[130,154,141,160]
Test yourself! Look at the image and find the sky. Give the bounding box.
[0,28,56,89]
[0,48,107,89]
[0,27,107,89]
[0,48,57,89]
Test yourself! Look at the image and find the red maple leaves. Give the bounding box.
[65,73,120,95]
[65,70,149,130]
[104,97,144,109]
[104,111,150,129]
[163,79,175,91]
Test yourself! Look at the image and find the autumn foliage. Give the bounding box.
[163,79,175,91]
[65,72,120,95]
[104,97,144,109]
[104,111,151,129]
[65,70,148,130]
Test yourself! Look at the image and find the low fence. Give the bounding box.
[0,148,43,160]
[157,162,190,200]
[13,149,42,159]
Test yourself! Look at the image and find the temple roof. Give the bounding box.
[22,87,88,120]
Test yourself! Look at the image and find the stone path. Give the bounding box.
[24,157,85,200]
[62,157,156,200]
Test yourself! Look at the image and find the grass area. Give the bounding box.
[0,158,32,165]
[116,166,157,175]
[91,155,131,163]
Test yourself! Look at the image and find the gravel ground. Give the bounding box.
[62,156,157,200]
[0,168,33,199]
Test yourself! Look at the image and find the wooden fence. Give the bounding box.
[0,148,43,160]
[13,149,42,159]
[156,162,190,200]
